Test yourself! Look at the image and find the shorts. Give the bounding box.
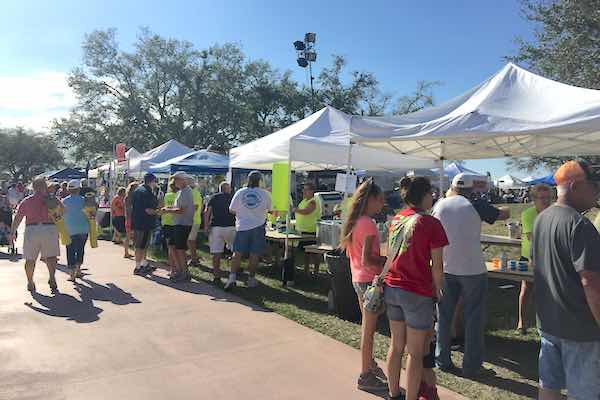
[23,224,60,261]
[298,233,317,250]
[209,226,236,254]
[162,225,174,244]
[188,224,200,242]
[112,216,126,234]
[538,330,600,399]
[352,282,369,299]
[134,230,152,250]
[233,224,266,255]
[172,225,192,250]
[384,285,434,330]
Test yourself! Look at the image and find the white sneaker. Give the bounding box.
[247,276,258,288]
[286,280,295,287]
[224,275,236,291]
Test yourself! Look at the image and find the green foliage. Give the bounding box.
[509,0,600,171]
[0,127,63,182]
[54,28,441,161]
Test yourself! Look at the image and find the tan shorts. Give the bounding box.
[188,224,201,241]
[23,224,60,261]
[208,226,236,254]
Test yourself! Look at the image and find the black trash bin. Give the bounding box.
[325,249,361,322]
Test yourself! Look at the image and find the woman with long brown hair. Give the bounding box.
[385,176,448,400]
[340,178,387,392]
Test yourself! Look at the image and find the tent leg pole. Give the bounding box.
[343,141,354,202]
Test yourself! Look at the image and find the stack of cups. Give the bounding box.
[517,260,528,271]
[508,260,517,271]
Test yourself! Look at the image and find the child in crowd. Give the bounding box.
[340,178,388,392]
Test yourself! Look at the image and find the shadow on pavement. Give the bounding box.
[0,250,21,261]
[75,278,141,306]
[142,272,270,313]
[25,292,103,323]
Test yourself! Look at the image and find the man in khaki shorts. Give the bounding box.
[10,177,61,294]
[204,182,236,283]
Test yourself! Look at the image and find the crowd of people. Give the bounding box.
[3,159,600,399]
[340,161,600,400]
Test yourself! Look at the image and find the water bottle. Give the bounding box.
[499,251,508,271]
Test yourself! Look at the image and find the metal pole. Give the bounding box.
[439,140,446,196]
[343,141,354,201]
[309,61,315,111]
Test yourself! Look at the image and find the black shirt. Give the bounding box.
[131,185,158,231]
[208,192,235,227]
[532,204,600,341]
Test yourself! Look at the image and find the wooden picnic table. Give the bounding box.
[266,229,317,269]
[480,234,521,249]
[486,262,534,282]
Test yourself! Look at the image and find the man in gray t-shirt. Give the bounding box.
[531,160,600,400]
[161,172,195,282]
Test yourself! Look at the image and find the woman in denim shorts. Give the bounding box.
[340,179,387,392]
[384,177,448,400]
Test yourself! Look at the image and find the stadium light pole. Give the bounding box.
[293,32,317,111]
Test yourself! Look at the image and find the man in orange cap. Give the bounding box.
[531,159,600,400]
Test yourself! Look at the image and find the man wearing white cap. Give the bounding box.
[432,173,509,378]
[62,179,89,281]
[162,171,195,282]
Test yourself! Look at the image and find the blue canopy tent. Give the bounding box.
[40,167,87,181]
[148,149,229,175]
[527,174,556,186]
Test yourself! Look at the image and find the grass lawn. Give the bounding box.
[134,203,597,400]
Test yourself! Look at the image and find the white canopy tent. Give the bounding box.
[349,63,600,161]
[87,147,143,179]
[495,174,527,190]
[230,106,436,172]
[128,139,193,176]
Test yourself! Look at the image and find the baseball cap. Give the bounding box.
[67,179,81,189]
[451,173,476,189]
[554,160,600,186]
[143,173,157,184]
[171,171,191,180]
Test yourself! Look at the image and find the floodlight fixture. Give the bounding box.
[305,51,317,62]
[297,57,308,68]
[293,40,306,51]
[305,32,316,43]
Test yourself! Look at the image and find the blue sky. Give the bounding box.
[0,0,544,178]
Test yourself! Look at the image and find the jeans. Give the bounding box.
[66,233,88,268]
[539,330,600,399]
[436,273,488,373]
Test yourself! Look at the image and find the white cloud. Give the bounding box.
[0,71,76,131]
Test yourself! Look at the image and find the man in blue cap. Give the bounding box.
[131,173,160,275]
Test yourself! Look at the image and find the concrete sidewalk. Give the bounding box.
[0,241,465,400]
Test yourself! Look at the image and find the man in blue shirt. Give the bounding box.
[62,180,90,281]
[132,173,159,275]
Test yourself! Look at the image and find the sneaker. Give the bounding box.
[418,382,440,400]
[286,280,295,287]
[247,276,258,288]
[212,276,223,285]
[134,267,144,275]
[357,370,388,392]
[27,282,36,293]
[224,277,236,292]
[371,365,387,381]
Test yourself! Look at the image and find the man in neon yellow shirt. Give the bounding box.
[294,183,321,276]
[161,179,178,274]
[518,183,552,334]
[188,178,203,266]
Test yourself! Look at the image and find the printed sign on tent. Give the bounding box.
[335,173,357,194]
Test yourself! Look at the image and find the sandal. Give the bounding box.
[48,279,59,294]
[27,282,36,293]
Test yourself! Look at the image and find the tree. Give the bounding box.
[508,0,600,171]
[394,80,441,115]
[0,128,63,182]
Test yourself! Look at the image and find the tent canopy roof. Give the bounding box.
[148,149,229,174]
[230,106,436,172]
[129,139,193,174]
[350,63,600,160]
[41,167,86,181]
[495,174,527,189]
[444,162,483,180]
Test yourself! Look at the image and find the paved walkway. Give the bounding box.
[0,240,464,400]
